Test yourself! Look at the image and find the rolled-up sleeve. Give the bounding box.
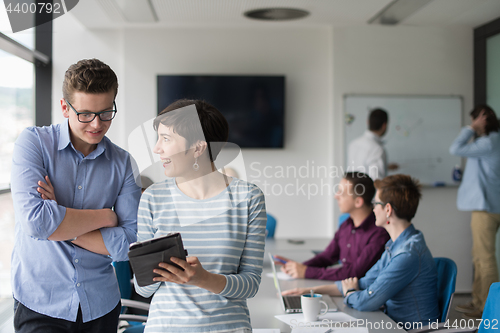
[450,127,494,157]
[11,128,66,239]
[101,155,141,261]
[345,252,419,311]
[219,187,266,299]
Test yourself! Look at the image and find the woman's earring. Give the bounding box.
[386,215,390,224]
[193,157,199,171]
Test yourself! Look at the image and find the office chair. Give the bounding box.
[407,257,477,333]
[338,213,350,228]
[434,257,457,323]
[120,326,147,333]
[266,213,277,238]
[112,261,150,333]
[478,282,500,332]
[408,257,457,333]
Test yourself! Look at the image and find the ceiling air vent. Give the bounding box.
[244,8,309,21]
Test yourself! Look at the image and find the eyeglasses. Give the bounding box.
[371,200,398,211]
[66,100,117,123]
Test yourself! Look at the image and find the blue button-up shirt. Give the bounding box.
[10,119,141,322]
[449,127,500,213]
[336,224,439,326]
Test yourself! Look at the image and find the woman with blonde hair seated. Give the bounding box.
[284,174,439,327]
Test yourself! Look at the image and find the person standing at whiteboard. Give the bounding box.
[347,108,398,180]
[450,105,500,319]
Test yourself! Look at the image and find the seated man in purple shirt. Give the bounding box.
[274,172,389,280]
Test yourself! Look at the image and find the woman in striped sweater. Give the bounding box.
[134,99,267,333]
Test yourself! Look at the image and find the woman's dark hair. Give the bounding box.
[153,99,229,162]
[470,104,499,135]
[374,174,421,222]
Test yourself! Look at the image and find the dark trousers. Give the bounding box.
[14,299,121,333]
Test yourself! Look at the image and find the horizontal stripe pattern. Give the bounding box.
[134,178,266,333]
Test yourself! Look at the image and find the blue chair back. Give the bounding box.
[478,282,500,332]
[266,213,277,238]
[338,213,350,228]
[113,261,146,332]
[113,261,132,301]
[434,257,457,323]
[123,325,146,333]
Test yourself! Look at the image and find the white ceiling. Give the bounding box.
[70,0,500,30]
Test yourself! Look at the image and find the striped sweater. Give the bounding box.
[134,178,267,333]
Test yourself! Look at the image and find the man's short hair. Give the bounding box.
[470,104,500,135]
[153,99,229,162]
[369,108,388,131]
[343,172,375,208]
[374,174,421,222]
[62,59,118,103]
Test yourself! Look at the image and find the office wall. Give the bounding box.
[52,14,125,143]
[122,27,335,239]
[52,16,336,239]
[52,16,474,291]
[333,26,474,292]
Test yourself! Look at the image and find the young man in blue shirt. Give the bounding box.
[10,59,142,332]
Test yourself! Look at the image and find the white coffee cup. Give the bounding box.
[301,294,329,322]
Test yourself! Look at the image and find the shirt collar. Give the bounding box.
[364,130,383,144]
[349,212,376,230]
[57,119,110,160]
[90,138,110,160]
[58,119,72,151]
[386,224,417,253]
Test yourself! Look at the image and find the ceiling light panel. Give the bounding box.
[97,0,126,23]
[369,0,433,25]
[404,0,500,27]
[114,0,157,22]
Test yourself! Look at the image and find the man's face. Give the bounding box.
[380,122,388,136]
[61,91,114,154]
[334,178,357,214]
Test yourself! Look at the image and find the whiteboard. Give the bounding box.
[344,95,463,186]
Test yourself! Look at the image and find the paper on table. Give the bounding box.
[275,312,357,327]
[266,271,295,281]
[253,329,280,333]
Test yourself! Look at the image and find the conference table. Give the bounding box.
[247,238,406,333]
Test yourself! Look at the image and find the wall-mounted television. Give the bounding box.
[157,75,285,148]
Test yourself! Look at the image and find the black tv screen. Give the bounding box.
[157,75,285,148]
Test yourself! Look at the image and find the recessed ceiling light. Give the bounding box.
[244,8,309,21]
